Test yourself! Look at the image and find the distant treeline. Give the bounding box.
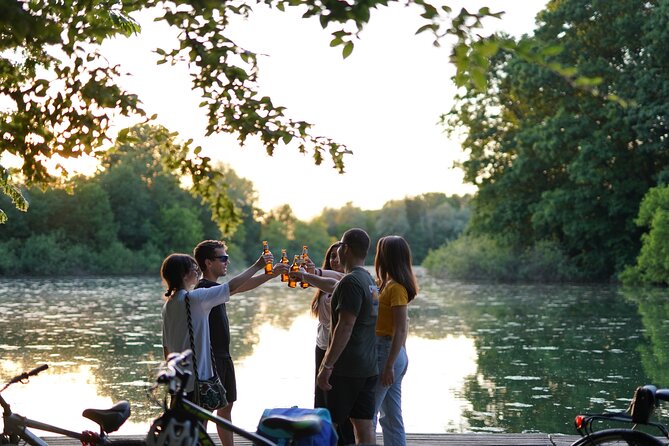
[0,125,470,276]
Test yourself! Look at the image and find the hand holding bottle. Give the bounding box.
[272,261,290,276]
[255,251,274,270]
[303,256,316,274]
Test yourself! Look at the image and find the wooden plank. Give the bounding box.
[41,433,582,445]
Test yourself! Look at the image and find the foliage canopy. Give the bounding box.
[0,0,513,224]
[447,0,669,281]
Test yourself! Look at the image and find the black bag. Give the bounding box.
[186,293,227,411]
[630,385,656,424]
[195,374,227,412]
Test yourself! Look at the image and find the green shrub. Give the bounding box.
[19,233,71,275]
[423,235,576,282]
[621,186,669,286]
[0,240,20,275]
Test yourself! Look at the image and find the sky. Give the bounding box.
[98,0,549,220]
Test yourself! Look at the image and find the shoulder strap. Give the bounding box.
[185,292,200,381]
[185,292,218,380]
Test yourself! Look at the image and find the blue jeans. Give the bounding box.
[373,336,408,446]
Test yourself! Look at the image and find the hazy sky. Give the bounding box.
[101,0,549,220]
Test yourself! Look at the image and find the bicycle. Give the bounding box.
[570,384,669,445]
[146,350,324,446]
[1,364,143,446]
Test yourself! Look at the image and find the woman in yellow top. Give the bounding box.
[373,235,418,446]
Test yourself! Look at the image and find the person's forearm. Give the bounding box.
[385,306,409,369]
[386,324,407,370]
[228,263,264,294]
[322,318,354,368]
[301,273,339,294]
[235,273,273,293]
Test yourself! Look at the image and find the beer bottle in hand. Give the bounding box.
[288,255,300,288]
[262,241,273,274]
[300,246,310,289]
[280,249,289,282]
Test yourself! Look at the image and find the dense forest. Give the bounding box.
[0,125,470,276]
[424,0,669,285]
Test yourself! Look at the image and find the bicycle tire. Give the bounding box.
[570,429,664,446]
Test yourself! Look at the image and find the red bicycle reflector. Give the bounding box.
[575,415,585,430]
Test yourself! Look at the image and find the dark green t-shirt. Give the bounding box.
[330,266,378,378]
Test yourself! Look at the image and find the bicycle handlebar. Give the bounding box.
[1,364,49,393]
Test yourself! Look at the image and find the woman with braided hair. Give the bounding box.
[160,251,278,399]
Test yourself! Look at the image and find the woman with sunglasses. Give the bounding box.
[373,235,418,446]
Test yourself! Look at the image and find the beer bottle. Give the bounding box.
[262,241,273,274]
[280,249,289,282]
[288,255,299,288]
[300,246,310,289]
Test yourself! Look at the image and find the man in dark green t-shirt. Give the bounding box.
[317,228,379,445]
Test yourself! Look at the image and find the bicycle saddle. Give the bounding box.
[259,413,323,438]
[82,400,131,433]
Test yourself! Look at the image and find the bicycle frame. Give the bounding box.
[153,351,276,446]
[166,397,273,446]
[573,385,669,442]
[575,411,669,438]
[2,403,89,446]
[1,366,129,446]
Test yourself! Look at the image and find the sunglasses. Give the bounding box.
[212,254,229,263]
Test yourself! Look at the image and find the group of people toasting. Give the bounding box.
[160,228,418,446]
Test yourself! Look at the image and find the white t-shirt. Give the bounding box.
[162,284,230,392]
[316,292,332,350]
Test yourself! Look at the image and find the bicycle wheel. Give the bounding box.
[571,429,664,446]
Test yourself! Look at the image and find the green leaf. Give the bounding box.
[342,42,354,58]
[573,75,603,87]
[540,45,564,57]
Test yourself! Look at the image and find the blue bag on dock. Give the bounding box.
[256,406,338,446]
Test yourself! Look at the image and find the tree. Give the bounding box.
[2,0,570,224]
[447,0,669,280]
[98,124,221,248]
[621,185,669,286]
[374,193,469,263]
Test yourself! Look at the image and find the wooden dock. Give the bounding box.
[43,433,582,445]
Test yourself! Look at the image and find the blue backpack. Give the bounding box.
[256,407,338,446]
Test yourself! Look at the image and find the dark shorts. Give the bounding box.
[214,355,237,403]
[315,346,327,408]
[326,374,377,424]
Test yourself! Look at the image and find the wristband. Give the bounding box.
[317,268,323,276]
[322,363,333,370]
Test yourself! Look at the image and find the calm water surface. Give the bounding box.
[1,271,669,436]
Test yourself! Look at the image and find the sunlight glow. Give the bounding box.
[0,361,148,436]
[230,315,479,434]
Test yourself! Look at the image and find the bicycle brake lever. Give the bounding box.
[9,365,48,385]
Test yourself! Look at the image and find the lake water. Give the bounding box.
[1,271,669,437]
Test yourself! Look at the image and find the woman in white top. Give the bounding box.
[160,252,274,394]
[307,243,345,407]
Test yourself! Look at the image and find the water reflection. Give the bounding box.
[1,274,669,435]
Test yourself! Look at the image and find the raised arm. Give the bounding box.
[228,252,273,295]
[235,262,290,293]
